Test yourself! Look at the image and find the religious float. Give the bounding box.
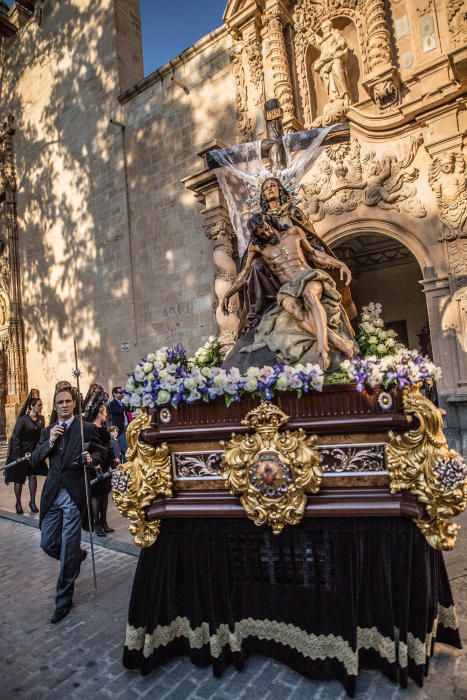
[112,107,467,697]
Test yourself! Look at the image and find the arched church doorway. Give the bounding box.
[332,233,432,357]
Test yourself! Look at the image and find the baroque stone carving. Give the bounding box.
[230,41,253,140]
[428,151,467,240]
[303,134,426,220]
[387,384,467,551]
[112,409,173,548]
[220,401,323,534]
[264,2,296,128]
[294,0,365,127]
[365,0,393,72]
[447,0,467,47]
[309,21,351,103]
[204,219,240,355]
[245,31,264,106]
[294,0,398,121]
[0,115,28,406]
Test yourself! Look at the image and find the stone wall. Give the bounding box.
[120,28,237,359]
[0,0,144,416]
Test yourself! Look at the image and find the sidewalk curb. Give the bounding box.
[0,508,138,557]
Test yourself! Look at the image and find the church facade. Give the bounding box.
[0,0,466,450]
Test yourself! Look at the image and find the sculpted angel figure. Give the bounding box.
[310,20,350,103]
[429,152,467,234]
[222,213,354,371]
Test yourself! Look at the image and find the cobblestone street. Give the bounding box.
[1,451,467,699]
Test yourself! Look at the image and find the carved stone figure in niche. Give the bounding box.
[222,208,355,372]
[303,135,426,221]
[310,20,350,104]
[428,152,467,239]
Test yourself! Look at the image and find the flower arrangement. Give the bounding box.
[122,344,324,410]
[339,349,441,393]
[189,335,224,368]
[356,302,399,358]
[122,304,441,410]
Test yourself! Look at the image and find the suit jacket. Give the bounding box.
[108,398,126,435]
[30,419,102,526]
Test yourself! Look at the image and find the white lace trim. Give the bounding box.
[125,605,458,673]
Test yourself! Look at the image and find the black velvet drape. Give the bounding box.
[123,517,461,697]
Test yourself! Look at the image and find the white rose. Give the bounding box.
[244,377,258,392]
[143,362,153,374]
[134,367,145,382]
[142,394,155,408]
[130,393,142,407]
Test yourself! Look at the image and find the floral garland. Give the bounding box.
[122,344,324,409]
[122,305,441,410]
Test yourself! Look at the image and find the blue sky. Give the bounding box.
[140,0,227,75]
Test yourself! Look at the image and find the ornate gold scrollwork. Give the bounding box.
[111,408,172,548]
[220,401,323,534]
[387,384,467,551]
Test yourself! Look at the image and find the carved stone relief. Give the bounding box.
[302,134,426,220]
[293,0,399,124]
[428,151,467,241]
[447,0,467,47]
[230,41,253,140]
[204,220,240,355]
[245,30,264,107]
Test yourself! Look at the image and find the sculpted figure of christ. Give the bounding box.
[222,213,354,371]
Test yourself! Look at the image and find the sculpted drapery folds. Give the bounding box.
[309,20,350,104]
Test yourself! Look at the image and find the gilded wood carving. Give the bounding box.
[112,409,173,548]
[387,384,467,551]
[220,401,323,534]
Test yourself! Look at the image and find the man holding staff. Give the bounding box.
[30,388,102,623]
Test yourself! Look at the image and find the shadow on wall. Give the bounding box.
[0,1,236,386]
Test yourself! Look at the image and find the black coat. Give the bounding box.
[108,398,126,435]
[5,414,47,484]
[30,419,102,526]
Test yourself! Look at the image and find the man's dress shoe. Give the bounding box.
[95,525,106,537]
[50,602,72,624]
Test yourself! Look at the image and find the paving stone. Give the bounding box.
[1,512,467,700]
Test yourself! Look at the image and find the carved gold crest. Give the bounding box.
[112,409,173,548]
[387,384,467,551]
[220,401,323,534]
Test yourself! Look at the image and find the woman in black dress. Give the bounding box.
[5,391,47,514]
[89,402,115,537]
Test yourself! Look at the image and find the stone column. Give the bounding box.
[0,116,28,435]
[205,220,240,355]
[263,0,298,132]
[362,0,401,110]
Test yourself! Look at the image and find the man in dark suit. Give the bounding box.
[30,388,101,623]
[108,386,129,460]
[108,386,126,435]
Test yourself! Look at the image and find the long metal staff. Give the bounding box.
[72,338,97,590]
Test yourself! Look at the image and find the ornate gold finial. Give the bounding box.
[112,408,172,548]
[387,384,467,551]
[221,401,323,534]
